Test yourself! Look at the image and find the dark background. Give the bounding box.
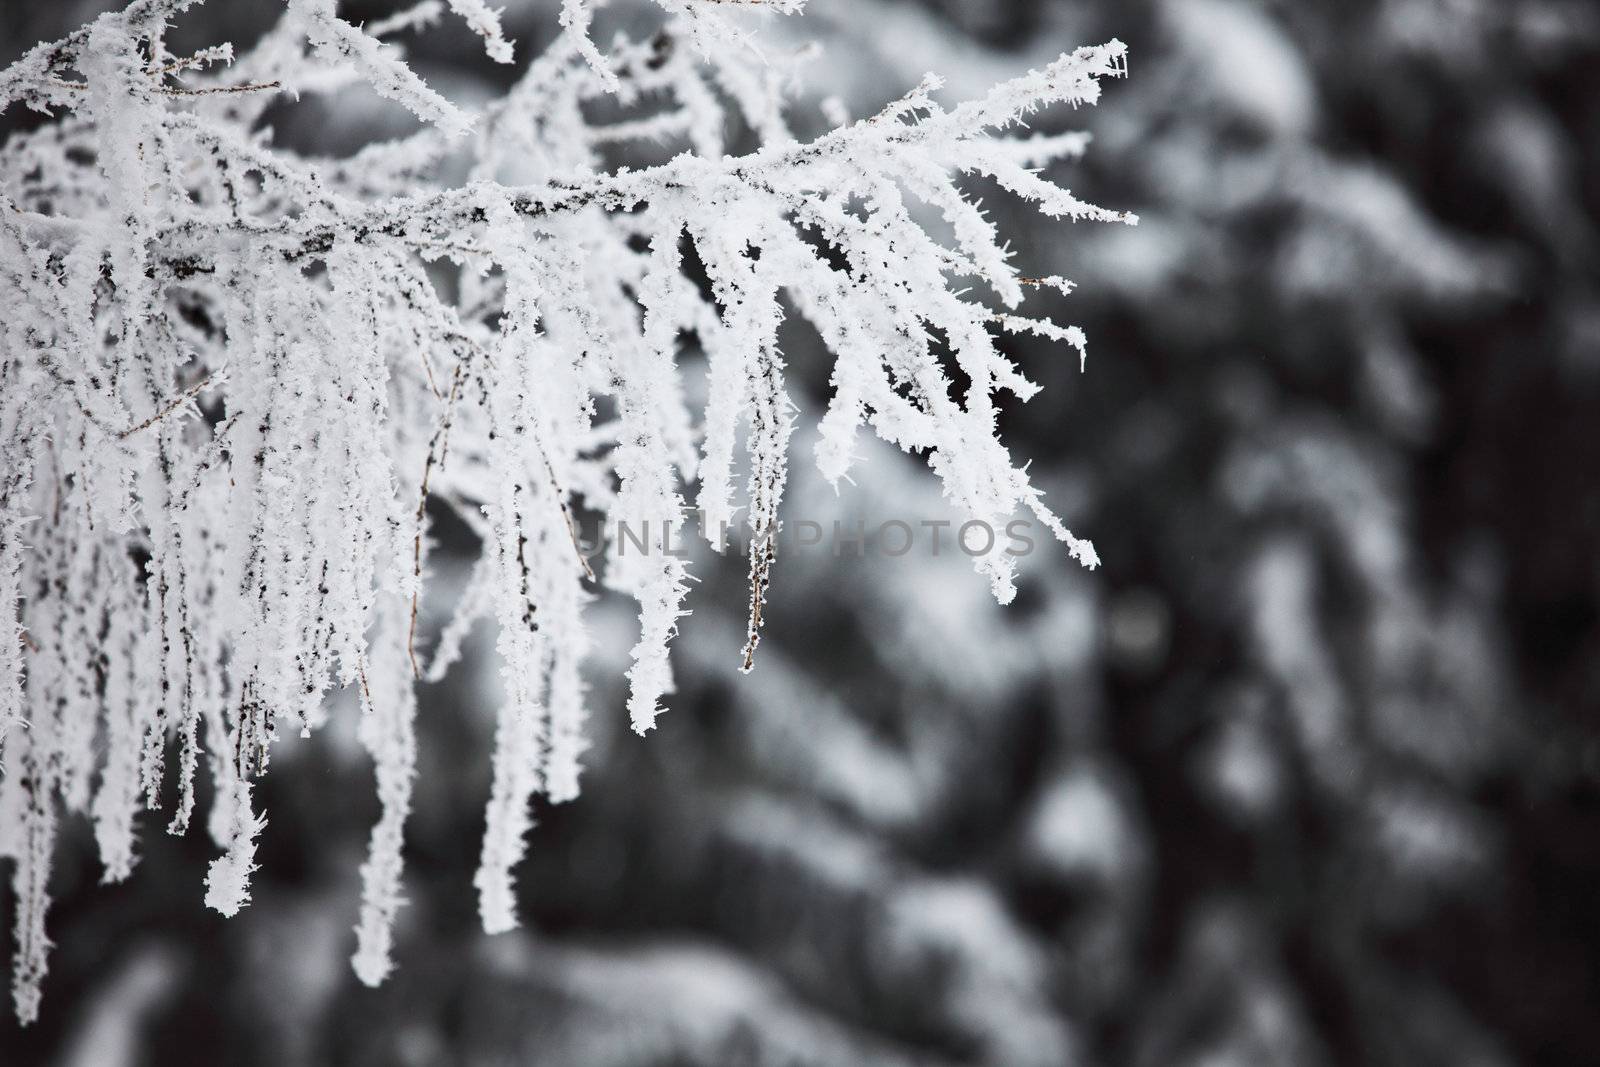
[4,0,1600,1064]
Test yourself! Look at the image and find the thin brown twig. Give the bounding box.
[407,363,465,678]
[1016,275,1074,291]
[119,369,224,439]
[741,528,774,672]
[47,76,281,96]
[418,345,443,401]
[539,451,596,582]
[146,46,231,77]
[155,81,282,97]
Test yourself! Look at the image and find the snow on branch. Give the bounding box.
[0,0,1130,1023]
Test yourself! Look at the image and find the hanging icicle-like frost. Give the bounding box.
[0,0,1133,1023]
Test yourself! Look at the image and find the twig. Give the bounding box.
[146,44,233,77]
[155,81,282,97]
[407,364,464,677]
[47,76,281,97]
[119,368,224,439]
[539,451,596,582]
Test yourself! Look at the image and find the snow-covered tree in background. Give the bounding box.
[0,0,1130,1022]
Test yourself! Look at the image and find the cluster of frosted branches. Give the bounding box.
[0,0,1131,1023]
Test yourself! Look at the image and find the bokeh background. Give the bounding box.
[5,0,1600,1064]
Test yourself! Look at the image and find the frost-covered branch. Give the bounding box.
[0,0,1130,1023]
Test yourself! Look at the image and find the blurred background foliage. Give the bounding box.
[4,0,1600,1064]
